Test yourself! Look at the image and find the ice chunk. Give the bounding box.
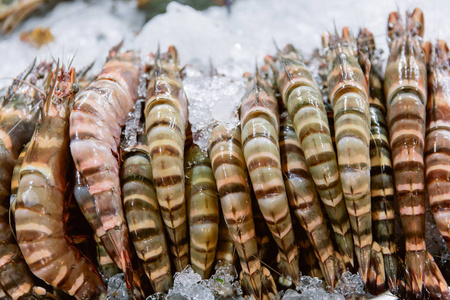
[205,261,242,299]
[166,265,214,300]
[335,272,367,298]
[281,289,301,299]
[147,293,167,300]
[107,273,132,300]
[183,65,246,151]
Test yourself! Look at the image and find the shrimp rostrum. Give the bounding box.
[14,66,106,299]
[0,60,52,299]
[69,44,144,298]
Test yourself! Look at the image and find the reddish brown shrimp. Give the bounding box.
[69,44,144,298]
[14,66,106,299]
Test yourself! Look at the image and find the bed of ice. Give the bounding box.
[1,0,450,299]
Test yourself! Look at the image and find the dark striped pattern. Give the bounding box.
[279,112,336,287]
[145,47,189,271]
[270,44,354,268]
[240,69,299,283]
[425,41,450,250]
[69,48,143,297]
[0,61,51,300]
[367,242,386,295]
[185,144,219,279]
[294,218,323,280]
[215,209,236,266]
[324,28,372,282]
[94,234,119,279]
[209,125,261,299]
[357,28,398,292]
[15,68,105,299]
[384,8,428,296]
[241,266,278,300]
[122,148,173,293]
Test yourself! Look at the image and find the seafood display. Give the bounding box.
[1,4,450,300]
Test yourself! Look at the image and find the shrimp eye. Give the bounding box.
[71,83,80,94]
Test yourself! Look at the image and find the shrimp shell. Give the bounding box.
[15,67,105,299]
[185,144,219,279]
[69,46,143,298]
[209,124,261,298]
[323,27,372,282]
[145,46,189,271]
[240,68,299,283]
[279,110,336,288]
[268,45,354,269]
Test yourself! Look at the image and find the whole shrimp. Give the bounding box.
[145,46,189,271]
[267,44,354,269]
[279,110,336,288]
[424,40,450,251]
[14,66,105,299]
[121,100,173,293]
[240,67,299,283]
[209,124,262,299]
[357,28,398,291]
[69,44,144,298]
[185,142,219,279]
[0,60,52,299]
[385,9,450,298]
[215,209,236,266]
[323,27,372,282]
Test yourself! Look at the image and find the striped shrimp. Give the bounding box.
[385,9,450,298]
[267,44,354,268]
[384,8,428,296]
[0,61,52,299]
[185,142,219,279]
[121,100,173,293]
[279,110,336,287]
[357,28,398,291]
[15,66,105,299]
[209,124,262,299]
[145,46,189,271]
[367,241,386,295]
[69,44,144,298]
[323,27,372,282]
[294,217,323,280]
[240,67,300,283]
[424,40,450,251]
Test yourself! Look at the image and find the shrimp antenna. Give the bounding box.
[5,58,36,99]
[273,38,293,82]
[43,60,59,114]
[68,49,78,70]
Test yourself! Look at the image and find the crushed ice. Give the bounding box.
[107,273,133,300]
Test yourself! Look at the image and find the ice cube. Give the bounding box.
[107,273,132,300]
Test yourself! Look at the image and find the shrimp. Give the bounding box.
[323,27,372,282]
[121,100,173,293]
[279,110,336,288]
[267,44,354,269]
[0,60,52,299]
[240,67,299,283]
[424,40,450,251]
[367,241,386,295]
[185,143,219,279]
[294,217,323,280]
[209,124,262,298]
[69,44,144,299]
[384,8,428,296]
[14,66,105,299]
[357,28,398,291]
[144,46,189,271]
